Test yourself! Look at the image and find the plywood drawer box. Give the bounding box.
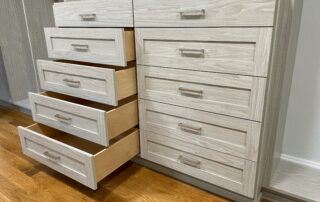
[44,28,135,66]
[141,130,256,197]
[138,65,267,122]
[134,0,276,27]
[37,60,137,106]
[139,100,261,161]
[19,124,139,190]
[136,28,273,77]
[53,0,133,27]
[29,92,138,146]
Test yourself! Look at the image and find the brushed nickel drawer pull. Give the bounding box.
[43,151,61,161]
[71,44,89,52]
[179,87,203,97]
[180,9,205,19]
[179,155,201,168]
[79,13,96,21]
[179,48,205,58]
[54,114,72,123]
[63,79,80,88]
[178,123,202,135]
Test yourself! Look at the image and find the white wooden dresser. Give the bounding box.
[18,0,139,190]
[134,0,294,200]
[17,0,297,201]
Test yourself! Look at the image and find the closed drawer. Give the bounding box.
[44,28,135,66]
[141,130,256,198]
[136,28,273,77]
[37,60,137,106]
[19,124,139,190]
[134,0,276,27]
[29,92,138,146]
[53,0,133,27]
[139,100,261,161]
[138,65,266,122]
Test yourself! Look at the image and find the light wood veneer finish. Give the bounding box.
[37,60,137,106]
[134,0,276,27]
[44,28,135,66]
[19,123,139,190]
[54,0,134,27]
[29,92,138,147]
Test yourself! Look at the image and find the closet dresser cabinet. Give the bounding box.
[18,0,139,190]
[135,0,294,200]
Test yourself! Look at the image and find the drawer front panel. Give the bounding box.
[18,126,95,188]
[138,66,267,121]
[37,60,118,105]
[136,28,273,77]
[54,0,133,27]
[45,28,130,66]
[139,100,261,161]
[141,131,256,197]
[29,93,108,146]
[134,0,276,27]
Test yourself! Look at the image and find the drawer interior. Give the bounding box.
[42,91,137,112]
[27,123,106,155]
[24,124,140,185]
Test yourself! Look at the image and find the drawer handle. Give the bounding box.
[54,114,72,123]
[43,151,61,161]
[178,123,202,135]
[63,79,80,88]
[179,87,203,98]
[79,13,96,21]
[71,44,89,52]
[179,155,201,168]
[179,48,205,58]
[180,9,205,19]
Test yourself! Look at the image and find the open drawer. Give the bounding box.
[19,124,139,190]
[44,28,135,66]
[29,92,138,146]
[37,60,137,106]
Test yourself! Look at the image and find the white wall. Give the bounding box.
[282,0,320,163]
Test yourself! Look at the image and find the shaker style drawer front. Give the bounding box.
[141,131,256,197]
[134,0,276,27]
[138,65,267,122]
[29,92,138,146]
[37,60,137,106]
[19,124,139,190]
[136,28,273,77]
[53,0,133,27]
[139,100,262,161]
[44,28,135,66]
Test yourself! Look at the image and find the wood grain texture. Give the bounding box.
[37,60,137,106]
[139,100,262,161]
[0,106,230,202]
[53,0,134,27]
[136,28,273,77]
[141,130,257,198]
[256,1,303,199]
[44,28,135,66]
[133,0,276,27]
[29,92,138,147]
[138,65,267,122]
[19,123,139,190]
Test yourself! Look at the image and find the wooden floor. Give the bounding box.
[0,106,231,202]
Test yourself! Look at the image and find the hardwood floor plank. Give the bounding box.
[0,106,231,202]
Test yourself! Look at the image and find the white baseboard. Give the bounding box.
[280,154,320,170]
